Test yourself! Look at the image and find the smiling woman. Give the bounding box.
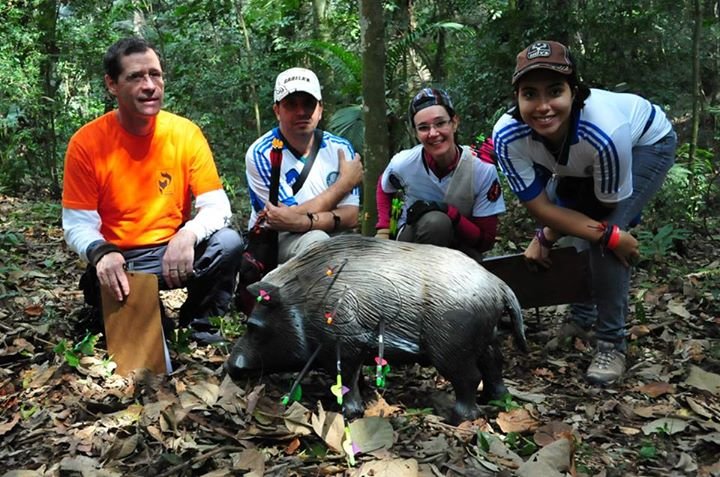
[492,40,678,386]
[374,87,506,260]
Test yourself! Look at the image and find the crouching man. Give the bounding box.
[62,37,243,345]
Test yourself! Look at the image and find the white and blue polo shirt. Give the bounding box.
[245,127,360,228]
[492,88,672,203]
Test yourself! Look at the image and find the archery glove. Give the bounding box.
[405,200,448,225]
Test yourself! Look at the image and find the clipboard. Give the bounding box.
[101,272,171,375]
[482,247,592,309]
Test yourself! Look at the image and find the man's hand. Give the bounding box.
[335,150,364,194]
[265,202,309,232]
[163,228,197,288]
[96,252,129,302]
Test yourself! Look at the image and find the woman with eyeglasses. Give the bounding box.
[375,88,506,260]
[492,41,676,385]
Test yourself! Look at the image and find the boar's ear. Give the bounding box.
[246,282,282,307]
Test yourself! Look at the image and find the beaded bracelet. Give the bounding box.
[534,227,555,248]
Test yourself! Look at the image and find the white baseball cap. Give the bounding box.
[274,67,322,103]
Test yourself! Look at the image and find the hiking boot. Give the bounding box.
[191,330,229,346]
[586,341,626,385]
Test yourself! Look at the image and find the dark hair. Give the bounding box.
[510,51,591,122]
[103,37,161,81]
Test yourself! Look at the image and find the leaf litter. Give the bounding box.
[1,194,719,476]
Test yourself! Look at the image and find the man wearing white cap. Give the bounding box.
[245,67,363,262]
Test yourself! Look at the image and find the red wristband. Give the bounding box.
[606,225,621,250]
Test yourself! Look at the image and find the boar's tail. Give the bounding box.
[503,286,529,353]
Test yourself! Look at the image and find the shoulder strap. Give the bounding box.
[291,129,324,194]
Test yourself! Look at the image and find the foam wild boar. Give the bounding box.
[226,235,528,423]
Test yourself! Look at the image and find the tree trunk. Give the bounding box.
[359,0,389,235]
[234,0,262,137]
[312,0,335,114]
[689,0,702,171]
[37,0,60,196]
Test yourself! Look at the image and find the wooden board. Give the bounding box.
[482,247,592,309]
[101,272,169,376]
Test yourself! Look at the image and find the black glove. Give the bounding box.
[405,200,447,225]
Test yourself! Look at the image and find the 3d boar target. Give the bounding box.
[226,235,528,424]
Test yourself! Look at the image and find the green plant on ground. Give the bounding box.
[209,313,246,341]
[488,393,521,412]
[636,224,689,262]
[504,431,538,456]
[169,327,192,354]
[53,333,99,368]
[638,439,658,460]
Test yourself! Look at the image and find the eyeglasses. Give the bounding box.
[415,119,452,134]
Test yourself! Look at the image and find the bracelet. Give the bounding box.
[87,241,123,266]
[535,227,555,248]
[306,212,314,232]
[600,223,621,250]
[330,211,341,232]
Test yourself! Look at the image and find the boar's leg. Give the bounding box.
[478,341,509,403]
[427,310,484,424]
[342,363,365,419]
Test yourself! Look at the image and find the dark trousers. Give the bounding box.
[397,210,484,262]
[80,228,244,331]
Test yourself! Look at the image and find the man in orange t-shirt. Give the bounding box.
[62,37,243,345]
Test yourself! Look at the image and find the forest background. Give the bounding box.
[1,0,719,235]
[1,1,720,475]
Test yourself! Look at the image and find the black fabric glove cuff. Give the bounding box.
[86,241,122,266]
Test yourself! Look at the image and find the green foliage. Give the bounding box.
[209,313,246,341]
[0,0,717,249]
[504,431,538,456]
[169,327,192,355]
[477,431,491,452]
[53,333,99,368]
[489,393,521,412]
[328,105,364,152]
[636,224,690,261]
[639,441,658,460]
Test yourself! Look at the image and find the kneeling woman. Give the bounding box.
[376,88,506,260]
[493,40,676,385]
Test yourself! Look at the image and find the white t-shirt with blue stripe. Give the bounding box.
[245,127,360,228]
[492,88,672,204]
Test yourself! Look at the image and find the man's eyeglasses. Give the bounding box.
[415,119,452,134]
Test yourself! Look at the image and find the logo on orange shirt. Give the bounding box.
[158,171,173,195]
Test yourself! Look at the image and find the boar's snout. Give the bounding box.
[225,344,261,381]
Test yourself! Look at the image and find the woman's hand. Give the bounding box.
[611,230,640,267]
[524,236,552,269]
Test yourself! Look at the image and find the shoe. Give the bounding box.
[191,330,229,346]
[586,341,626,385]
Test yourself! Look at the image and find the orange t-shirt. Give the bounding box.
[62,110,222,248]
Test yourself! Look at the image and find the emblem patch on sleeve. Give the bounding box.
[487,179,501,202]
